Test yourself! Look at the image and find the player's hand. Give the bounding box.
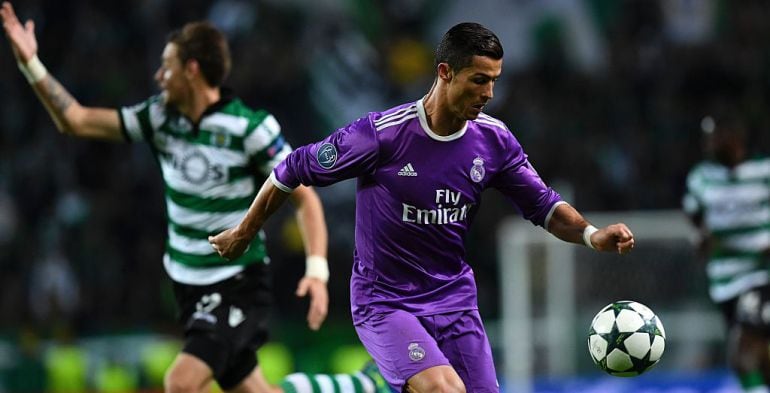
[295,276,328,331]
[590,223,634,254]
[1,2,38,62]
[208,227,251,260]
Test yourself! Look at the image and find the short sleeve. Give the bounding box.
[242,113,293,176]
[272,116,379,190]
[119,96,161,143]
[489,132,562,227]
[682,169,703,217]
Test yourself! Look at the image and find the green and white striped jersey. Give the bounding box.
[683,157,770,302]
[119,94,291,285]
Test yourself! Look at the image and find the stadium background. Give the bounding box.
[1,0,769,391]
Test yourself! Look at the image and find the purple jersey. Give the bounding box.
[272,99,562,324]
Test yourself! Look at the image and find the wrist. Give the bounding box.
[305,255,329,283]
[18,55,47,84]
[583,225,598,250]
[235,222,258,240]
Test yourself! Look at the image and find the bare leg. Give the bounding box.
[404,365,465,393]
[225,366,283,393]
[165,353,216,393]
[728,325,770,390]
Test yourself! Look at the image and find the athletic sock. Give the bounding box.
[738,371,769,392]
[358,361,391,393]
[279,372,377,393]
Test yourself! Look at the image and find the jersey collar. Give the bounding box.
[171,88,236,135]
[201,87,235,117]
[416,98,468,142]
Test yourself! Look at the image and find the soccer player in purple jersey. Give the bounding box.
[210,22,635,392]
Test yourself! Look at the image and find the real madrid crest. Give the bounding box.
[407,342,426,362]
[470,156,485,183]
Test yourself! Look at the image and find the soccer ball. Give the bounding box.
[587,300,666,377]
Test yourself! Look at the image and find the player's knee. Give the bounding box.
[164,368,200,393]
[408,375,466,393]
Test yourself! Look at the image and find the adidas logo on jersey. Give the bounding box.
[398,163,418,177]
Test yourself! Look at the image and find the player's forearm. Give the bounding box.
[292,186,328,258]
[23,60,122,140]
[30,73,80,134]
[14,52,77,132]
[236,178,291,239]
[546,203,592,246]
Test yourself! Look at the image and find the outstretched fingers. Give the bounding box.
[1,2,14,22]
[296,277,328,331]
[1,2,21,33]
[1,2,37,62]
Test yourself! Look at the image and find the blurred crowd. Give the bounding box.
[2,0,770,345]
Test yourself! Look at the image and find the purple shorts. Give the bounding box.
[354,309,498,392]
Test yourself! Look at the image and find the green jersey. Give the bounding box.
[119,93,291,285]
[683,157,770,302]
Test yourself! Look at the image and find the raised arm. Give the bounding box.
[547,203,635,254]
[1,1,122,141]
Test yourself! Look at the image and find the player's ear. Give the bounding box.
[437,63,452,82]
[185,59,201,81]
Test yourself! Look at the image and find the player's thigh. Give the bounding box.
[405,365,465,393]
[165,352,214,392]
[354,309,450,392]
[172,264,272,390]
[434,310,498,392]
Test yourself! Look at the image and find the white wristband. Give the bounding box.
[18,55,48,84]
[583,225,598,249]
[305,255,329,283]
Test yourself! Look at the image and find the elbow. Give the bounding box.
[60,124,78,135]
[58,122,87,137]
[58,102,88,136]
[291,185,321,210]
[53,119,76,136]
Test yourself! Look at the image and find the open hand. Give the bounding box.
[1,2,38,62]
[295,276,328,330]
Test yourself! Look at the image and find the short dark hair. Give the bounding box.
[434,22,504,72]
[167,22,231,87]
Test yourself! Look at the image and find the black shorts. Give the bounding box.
[720,283,770,336]
[172,262,273,390]
[718,297,738,327]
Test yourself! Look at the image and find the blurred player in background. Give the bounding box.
[210,22,635,393]
[684,114,770,392]
[1,2,389,393]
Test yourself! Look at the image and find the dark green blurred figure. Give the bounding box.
[684,115,770,392]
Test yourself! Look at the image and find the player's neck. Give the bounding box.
[422,85,465,136]
[178,85,221,123]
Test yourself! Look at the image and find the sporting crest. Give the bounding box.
[470,156,485,183]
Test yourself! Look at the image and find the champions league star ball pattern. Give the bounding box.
[588,300,666,377]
